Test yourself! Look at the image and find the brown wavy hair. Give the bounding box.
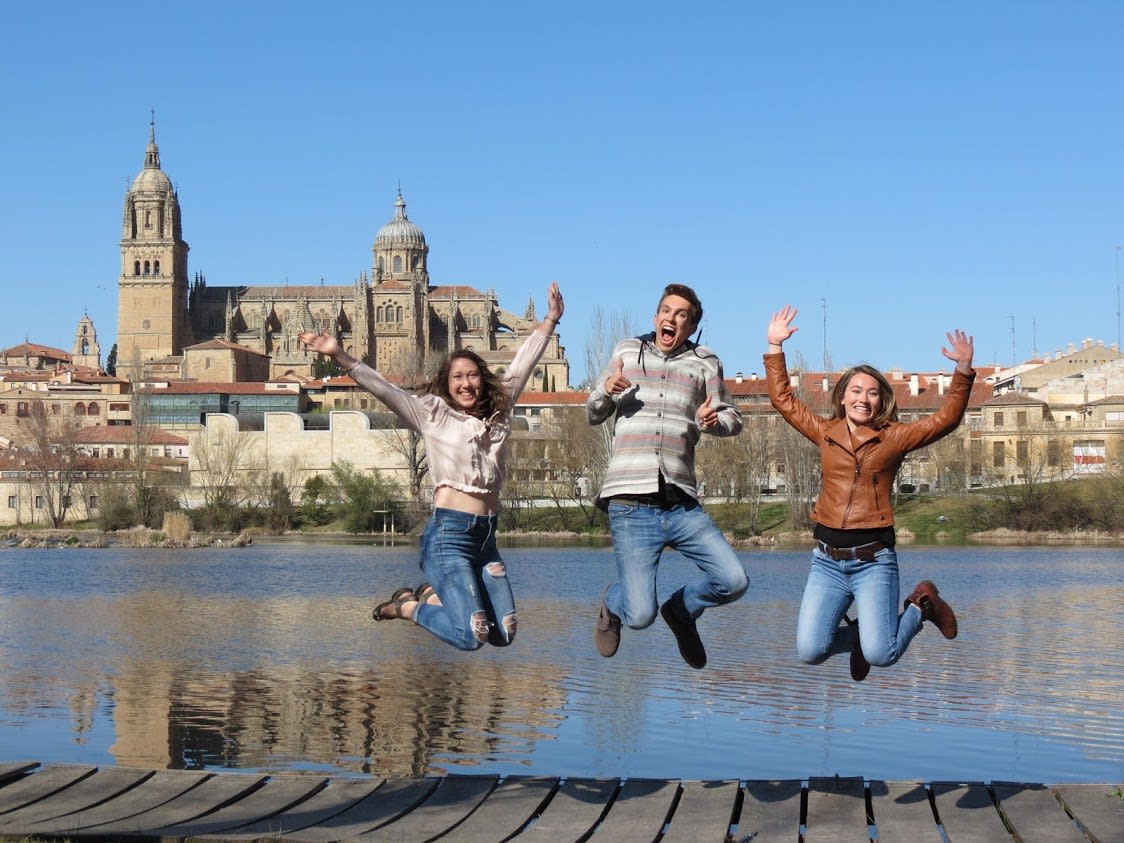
[422,350,509,420]
[830,364,898,427]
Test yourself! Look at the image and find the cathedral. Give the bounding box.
[116,122,569,390]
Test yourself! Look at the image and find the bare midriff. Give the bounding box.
[433,485,500,516]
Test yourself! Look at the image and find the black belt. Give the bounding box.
[611,493,691,510]
[816,540,887,562]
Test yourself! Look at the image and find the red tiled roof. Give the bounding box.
[74,427,188,445]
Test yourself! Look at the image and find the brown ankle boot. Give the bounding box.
[904,580,957,639]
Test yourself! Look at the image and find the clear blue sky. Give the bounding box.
[3,1,1122,383]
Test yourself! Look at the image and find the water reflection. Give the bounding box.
[0,544,1122,784]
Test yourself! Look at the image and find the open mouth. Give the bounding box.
[659,325,677,344]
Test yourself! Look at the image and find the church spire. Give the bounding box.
[144,111,161,171]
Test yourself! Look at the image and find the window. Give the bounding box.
[17,402,28,417]
[0,404,6,414]
[88,403,99,415]
[1016,440,1029,465]
[1047,440,1061,467]
[89,494,99,510]
[992,441,1005,468]
[75,404,86,416]
[153,259,160,274]
[396,306,403,321]
[1017,410,1027,426]
[393,256,403,273]
[7,496,15,508]
[34,496,44,509]
[993,411,1004,426]
[134,260,141,276]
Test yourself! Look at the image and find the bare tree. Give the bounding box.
[23,399,83,527]
[190,423,267,513]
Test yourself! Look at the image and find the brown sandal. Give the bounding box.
[415,582,439,605]
[372,587,415,622]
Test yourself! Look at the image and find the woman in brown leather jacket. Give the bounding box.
[765,304,975,681]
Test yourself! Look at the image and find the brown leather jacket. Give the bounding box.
[764,352,975,530]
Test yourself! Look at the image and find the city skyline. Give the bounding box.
[2,1,1123,383]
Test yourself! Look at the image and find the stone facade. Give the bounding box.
[116,123,570,391]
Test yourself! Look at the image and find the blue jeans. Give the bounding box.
[604,500,748,627]
[413,508,515,650]
[796,544,924,667]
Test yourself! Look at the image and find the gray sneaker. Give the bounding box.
[594,588,622,657]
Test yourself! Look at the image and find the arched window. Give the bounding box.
[134,260,141,276]
[376,256,384,271]
[376,306,383,322]
[144,210,152,228]
[143,260,151,276]
[88,403,100,416]
[396,306,403,322]
[75,404,86,416]
[153,259,160,275]
[393,256,403,273]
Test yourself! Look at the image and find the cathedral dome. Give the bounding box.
[132,164,173,195]
[374,193,427,249]
[131,124,174,195]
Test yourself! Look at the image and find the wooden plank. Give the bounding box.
[992,782,1087,842]
[662,779,739,843]
[0,764,97,817]
[193,777,384,841]
[356,775,497,841]
[1052,783,1124,843]
[930,782,1012,843]
[522,777,617,839]
[145,774,329,839]
[23,769,211,835]
[0,766,152,830]
[271,777,438,842]
[868,780,941,843]
[433,776,557,842]
[805,776,867,843]
[0,763,38,789]
[591,778,678,843]
[736,779,802,843]
[81,771,269,836]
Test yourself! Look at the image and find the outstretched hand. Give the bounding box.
[604,358,631,395]
[697,394,719,430]
[298,331,340,357]
[546,281,564,323]
[941,329,975,374]
[767,305,799,348]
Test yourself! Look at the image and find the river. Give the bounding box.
[0,541,1121,784]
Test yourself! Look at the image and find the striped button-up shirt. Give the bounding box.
[587,333,741,505]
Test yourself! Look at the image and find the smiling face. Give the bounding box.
[842,372,883,428]
[652,293,698,353]
[446,357,483,412]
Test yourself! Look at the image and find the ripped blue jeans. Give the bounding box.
[413,508,515,650]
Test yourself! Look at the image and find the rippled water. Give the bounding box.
[0,541,1121,784]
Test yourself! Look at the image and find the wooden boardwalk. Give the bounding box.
[0,762,1120,842]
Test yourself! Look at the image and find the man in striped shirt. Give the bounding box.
[588,284,749,669]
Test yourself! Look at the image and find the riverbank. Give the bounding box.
[6,523,1123,549]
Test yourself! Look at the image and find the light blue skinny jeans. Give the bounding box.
[796,543,924,667]
[604,500,749,627]
[413,508,515,650]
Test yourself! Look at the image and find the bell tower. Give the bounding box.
[72,312,101,370]
[116,117,191,380]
